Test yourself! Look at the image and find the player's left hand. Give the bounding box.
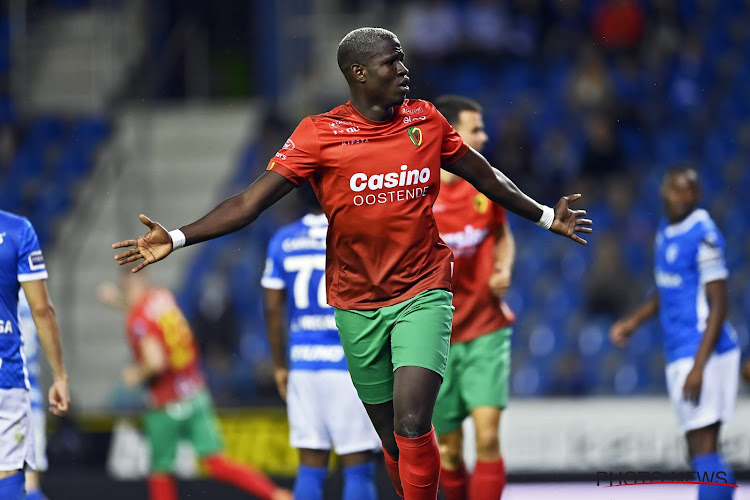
[683,367,703,405]
[112,214,173,273]
[550,194,593,245]
[488,265,512,297]
[48,377,70,416]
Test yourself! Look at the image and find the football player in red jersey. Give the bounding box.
[432,95,514,500]
[113,27,592,499]
[98,271,291,500]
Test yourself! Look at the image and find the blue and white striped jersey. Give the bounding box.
[262,213,346,371]
[0,210,47,389]
[655,209,737,363]
[19,290,42,409]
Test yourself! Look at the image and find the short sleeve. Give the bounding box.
[17,218,48,282]
[435,109,469,166]
[266,117,321,185]
[261,233,286,290]
[697,225,728,284]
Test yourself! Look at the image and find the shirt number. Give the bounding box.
[283,255,329,309]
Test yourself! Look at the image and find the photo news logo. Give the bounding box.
[597,471,739,489]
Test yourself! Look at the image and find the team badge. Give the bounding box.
[473,194,489,214]
[407,127,423,147]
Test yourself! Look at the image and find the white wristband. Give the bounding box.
[168,229,186,250]
[535,205,554,230]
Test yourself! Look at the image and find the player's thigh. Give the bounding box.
[186,392,224,458]
[0,389,35,472]
[460,327,512,411]
[143,408,181,472]
[390,289,453,378]
[287,370,332,451]
[318,371,381,456]
[334,307,394,405]
[433,341,468,436]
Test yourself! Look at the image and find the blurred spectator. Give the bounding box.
[536,128,580,198]
[542,0,587,61]
[667,35,710,117]
[566,46,615,117]
[403,0,461,62]
[463,0,511,59]
[591,0,645,51]
[585,231,637,317]
[580,115,624,181]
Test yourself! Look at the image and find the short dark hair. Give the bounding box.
[434,95,483,127]
[337,27,397,77]
[665,164,700,189]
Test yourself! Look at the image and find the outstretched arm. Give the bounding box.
[113,171,297,272]
[609,293,659,347]
[263,288,289,400]
[443,148,592,244]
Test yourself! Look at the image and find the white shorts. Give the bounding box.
[287,370,381,455]
[29,406,47,471]
[0,388,36,471]
[665,348,740,433]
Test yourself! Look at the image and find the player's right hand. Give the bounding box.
[609,319,635,348]
[49,377,70,416]
[112,214,172,273]
[274,367,289,401]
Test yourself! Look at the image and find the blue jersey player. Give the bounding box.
[0,210,68,499]
[18,291,49,500]
[262,186,381,500]
[610,166,739,500]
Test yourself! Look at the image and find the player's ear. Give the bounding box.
[351,63,366,84]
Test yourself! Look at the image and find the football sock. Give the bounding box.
[440,464,468,500]
[25,490,47,500]
[470,458,506,500]
[395,427,441,500]
[343,462,377,500]
[148,474,177,500]
[203,454,277,500]
[294,465,328,500]
[0,472,24,500]
[382,445,405,498]
[692,453,736,500]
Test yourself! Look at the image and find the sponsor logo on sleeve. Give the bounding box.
[283,139,295,151]
[28,251,45,271]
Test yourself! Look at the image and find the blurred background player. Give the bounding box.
[610,166,739,500]
[0,210,69,500]
[112,27,591,500]
[262,183,381,500]
[97,271,292,500]
[432,95,515,500]
[18,290,50,500]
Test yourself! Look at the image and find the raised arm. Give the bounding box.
[443,148,592,244]
[21,279,69,416]
[263,288,289,400]
[609,293,659,347]
[113,171,297,272]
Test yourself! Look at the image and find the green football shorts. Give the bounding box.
[143,390,224,472]
[334,289,454,405]
[432,327,512,435]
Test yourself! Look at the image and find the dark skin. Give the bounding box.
[610,169,728,458]
[114,34,592,459]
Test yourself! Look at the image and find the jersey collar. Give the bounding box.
[663,208,708,238]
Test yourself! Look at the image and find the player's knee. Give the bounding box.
[439,444,462,469]
[475,430,500,459]
[394,412,431,438]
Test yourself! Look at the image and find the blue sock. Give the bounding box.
[343,462,376,500]
[26,489,46,500]
[692,452,736,500]
[0,472,25,500]
[294,465,328,500]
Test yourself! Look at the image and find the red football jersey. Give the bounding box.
[126,288,205,407]
[267,99,469,310]
[433,179,515,343]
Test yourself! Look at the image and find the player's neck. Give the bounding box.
[348,98,395,123]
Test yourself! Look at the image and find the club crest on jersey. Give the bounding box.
[473,194,489,214]
[407,127,423,147]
